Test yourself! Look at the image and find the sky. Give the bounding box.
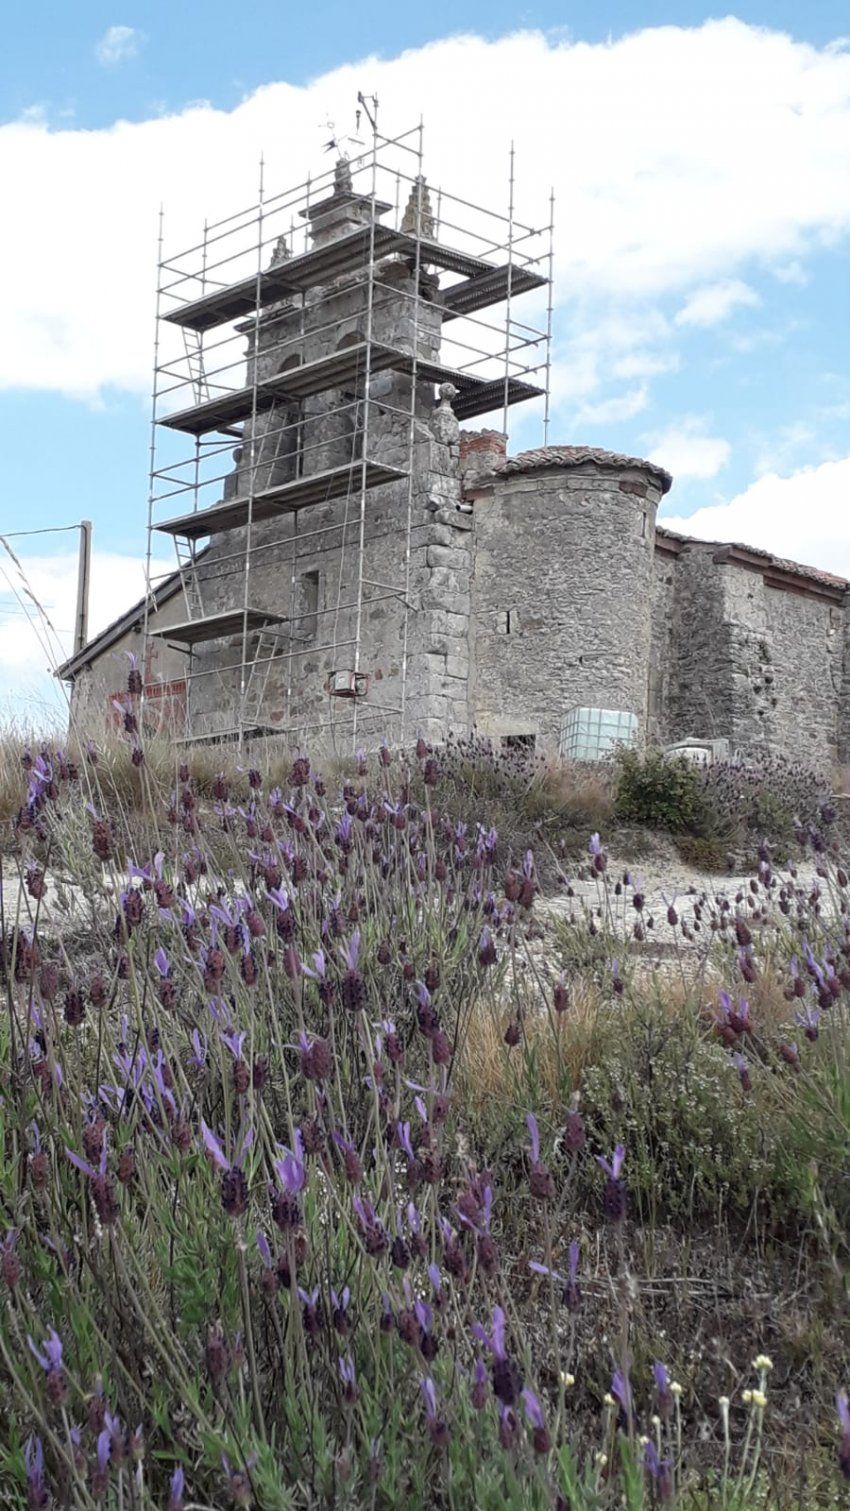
[2,2,850,719]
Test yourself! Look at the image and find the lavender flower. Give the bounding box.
[340,931,366,1013]
[796,1004,821,1042]
[472,1305,523,1406]
[420,1376,449,1446]
[28,1327,68,1405]
[837,1392,850,1481]
[471,1357,488,1409]
[478,925,497,967]
[732,1052,752,1093]
[168,1465,186,1511]
[653,1360,674,1417]
[352,1194,388,1255]
[529,1238,581,1312]
[1,1229,21,1289]
[271,1132,306,1230]
[297,1285,323,1335]
[200,1121,253,1218]
[521,1388,551,1454]
[526,1113,555,1201]
[189,1029,208,1071]
[643,1440,673,1501]
[331,1286,351,1335]
[611,1366,633,1426]
[66,1139,119,1227]
[597,1144,627,1221]
[24,1436,48,1509]
[338,1354,358,1404]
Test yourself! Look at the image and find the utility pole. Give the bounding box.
[74,519,92,655]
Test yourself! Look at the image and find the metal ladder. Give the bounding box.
[175,331,210,623]
[182,329,210,405]
[241,627,283,730]
[174,535,205,619]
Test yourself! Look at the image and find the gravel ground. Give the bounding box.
[538,835,829,953]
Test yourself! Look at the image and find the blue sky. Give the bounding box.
[2,3,850,712]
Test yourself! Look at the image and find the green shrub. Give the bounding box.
[614,748,714,834]
[578,1005,782,1220]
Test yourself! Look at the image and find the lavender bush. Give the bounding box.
[0,725,847,1507]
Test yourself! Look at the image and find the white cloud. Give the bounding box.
[574,384,649,426]
[0,547,172,718]
[771,259,809,285]
[611,351,679,380]
[661,455,850,576]
[1,20,850,400]
[754,421,819,476]
[674,279,760,328]
[95,25,144,67]
[645,417,731,479]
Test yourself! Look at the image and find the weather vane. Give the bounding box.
[320,104,366,159]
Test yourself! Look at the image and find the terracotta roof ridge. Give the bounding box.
[492,443,673,495]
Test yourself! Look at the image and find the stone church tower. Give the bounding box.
[154,153,543,747]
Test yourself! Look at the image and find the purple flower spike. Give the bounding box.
[200,1120,230,1173]
[97,1428,111,1474]
[274,1142,306,1197]
[611,1367,632,1416]
[153,946,170,978]
[28,1328,63,1373]
[190,1029,208,1070]
[168,1464,186,1511]
[340,931,361,972]
[25,1435,48,1507]
[472,1304,507,1360]
[256,1232,272,1269]
[420,1376,438,1420]
[596,1144,625,1181]
[643,1438,673,1494]
[396,1121,416,1164]
[837,1392,850,1480]
[222,1029,247,1061]
[521,1387,546,1431]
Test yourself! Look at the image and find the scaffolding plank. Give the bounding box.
[154,461,407,539]
[441,265,548,321]
[160,342,542,436]
[175,723,278,745]
[159,382,283,435]
[163,226,497,332]
[159,342,397,435]
[149,608,287,646]
[450,375,544,421]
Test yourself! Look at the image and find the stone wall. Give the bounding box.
[467,459,664,749]
[652,536,850,770]
[648,542,677,744]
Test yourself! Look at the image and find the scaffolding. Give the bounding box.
[143,107,553,752]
